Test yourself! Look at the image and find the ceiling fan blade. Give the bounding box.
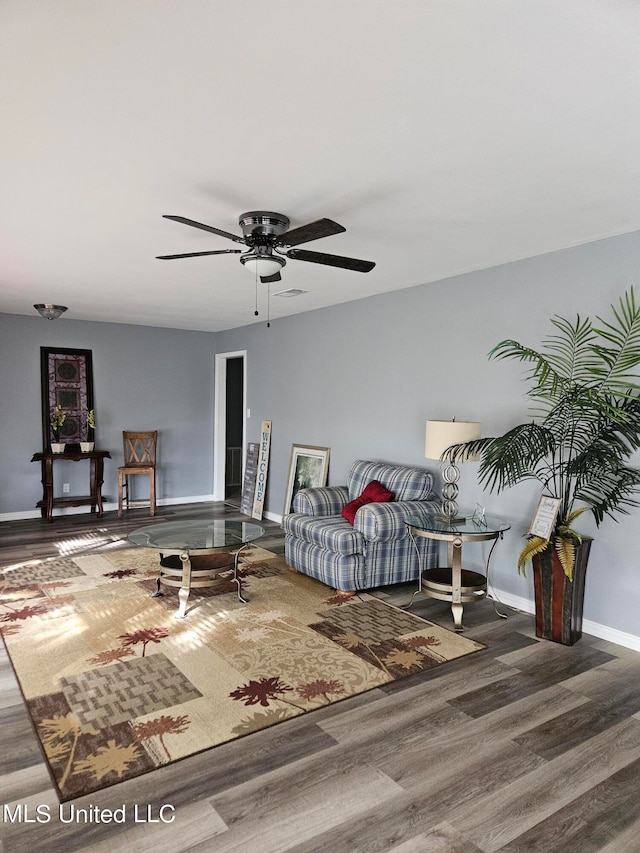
[286,248,375,273]
[260,271,282,283]
[163,215,245,244]
[277,218,346,247]
[156,249,242,260]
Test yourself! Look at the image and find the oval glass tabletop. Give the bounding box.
[128,519,265,551]
[405,512,510,536]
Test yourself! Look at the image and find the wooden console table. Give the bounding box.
[31,449,111,522]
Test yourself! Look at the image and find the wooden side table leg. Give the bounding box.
[41,458,54,521]
[149,470,156,516]
[89,457,97,515]
[117,471,124,518]
[176,552,192,619]
[94,455,105,517]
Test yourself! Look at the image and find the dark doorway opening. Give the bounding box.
[225,357,244,505]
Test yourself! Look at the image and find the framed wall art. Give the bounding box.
[40,347,94,450]
[282,444,330,518]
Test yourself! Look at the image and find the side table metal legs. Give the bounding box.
[406,528,487,630]
[450,539,464,630]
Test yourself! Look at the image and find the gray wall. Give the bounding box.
[0,315,216,515]
[2,230,639,639]
[216,230,640,640]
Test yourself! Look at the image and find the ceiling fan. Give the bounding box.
[156,211,376,283]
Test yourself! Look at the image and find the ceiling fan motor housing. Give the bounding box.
[239,211,290,241]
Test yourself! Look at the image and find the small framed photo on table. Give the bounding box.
[528,495,561,540]
[283,444,330,517]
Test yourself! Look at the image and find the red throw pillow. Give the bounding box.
[341,480,395,525]
[361,480,395,503]
[341,495,367,524]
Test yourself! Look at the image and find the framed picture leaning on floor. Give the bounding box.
[282,444,330,518]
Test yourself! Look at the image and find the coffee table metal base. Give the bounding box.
[153,544,249,619]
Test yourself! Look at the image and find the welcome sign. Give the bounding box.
[252,420,271,520]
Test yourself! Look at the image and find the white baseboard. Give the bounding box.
[263,510,282,524]
[0,494,216,523]
[491,587,640,653]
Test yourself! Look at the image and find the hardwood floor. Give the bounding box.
[1,503,640,852]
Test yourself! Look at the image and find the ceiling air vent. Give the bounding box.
[272,288,308,298]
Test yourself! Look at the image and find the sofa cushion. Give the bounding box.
[348,460,433,502]
[283,513,363,555]
[341,479,395,524]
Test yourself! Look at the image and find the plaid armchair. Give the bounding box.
[283,459,440,593]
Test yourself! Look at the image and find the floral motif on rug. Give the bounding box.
[0,545,483,800]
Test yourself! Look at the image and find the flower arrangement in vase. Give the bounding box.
[80,409,96,452]
[50,405,66,452]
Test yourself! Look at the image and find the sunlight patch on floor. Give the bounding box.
[55,531,127,557]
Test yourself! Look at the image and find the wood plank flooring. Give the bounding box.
[1,503,639,852]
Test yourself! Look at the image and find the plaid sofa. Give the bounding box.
[283,459,440,593]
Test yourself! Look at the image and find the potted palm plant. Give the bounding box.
[450,288,640,644]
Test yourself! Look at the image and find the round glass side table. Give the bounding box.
[405,512,510,630]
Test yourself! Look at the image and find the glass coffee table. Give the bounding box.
[129,519,265,618]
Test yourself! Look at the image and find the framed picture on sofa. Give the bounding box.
[283,444,330,517]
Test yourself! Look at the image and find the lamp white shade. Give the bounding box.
[424,419,482,461]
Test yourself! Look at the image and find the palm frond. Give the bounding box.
[554,533,577,581]
[517,536,549,576]
[575,466,640,525]
[589,287,640,395]
[446,436,497,465]
[542,314,598,384]
[489,339,565,401]
[476,423,555,493]
[563,507,588,527]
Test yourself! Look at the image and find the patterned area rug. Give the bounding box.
[0,545,483,801]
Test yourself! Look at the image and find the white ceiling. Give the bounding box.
[2,1,640,332]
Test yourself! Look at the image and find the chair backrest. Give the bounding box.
[348,460,434,502]
[123,431,157,466]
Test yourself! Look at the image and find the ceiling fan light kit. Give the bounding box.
[240,251,286,280]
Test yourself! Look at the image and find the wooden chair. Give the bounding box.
[117,431,157,518]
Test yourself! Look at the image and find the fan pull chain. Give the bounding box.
[254,266,259,317]
[267,282,271,328]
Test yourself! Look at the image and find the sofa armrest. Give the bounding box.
[291,485,350,517]
[354,499,441,542]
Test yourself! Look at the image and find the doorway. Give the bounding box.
[213,351,247,504]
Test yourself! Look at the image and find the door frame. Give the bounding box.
[213,350,247,502]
